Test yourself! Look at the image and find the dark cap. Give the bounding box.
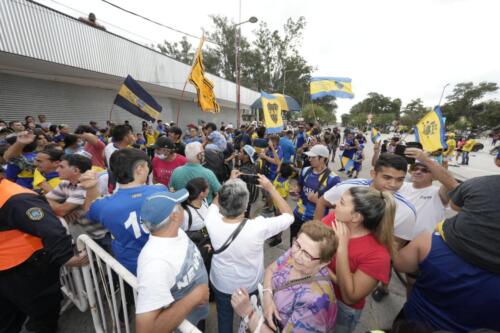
[151,136,175,149]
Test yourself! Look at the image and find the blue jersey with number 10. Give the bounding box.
[87,184,167,275]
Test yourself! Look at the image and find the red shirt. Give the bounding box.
[322,211,390,309]
[84,140,106,168]
[152,154,187,186]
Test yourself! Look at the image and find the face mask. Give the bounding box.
[156,154,166,160]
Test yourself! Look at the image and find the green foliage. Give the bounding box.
[155,15,322,119]
[302,104,335,125]
[400,99,428,128]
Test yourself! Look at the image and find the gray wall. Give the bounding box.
[0,73,238,132]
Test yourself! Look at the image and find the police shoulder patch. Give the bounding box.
[26,207,44,221]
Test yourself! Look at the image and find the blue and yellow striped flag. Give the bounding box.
[310,77,354,100]
[114,75,162,122]
[261,92,284,134]
[371,128,381,144]
[415,106,446,152]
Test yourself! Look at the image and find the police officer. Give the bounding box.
[0,166,87,333]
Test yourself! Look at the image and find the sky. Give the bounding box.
[37,0,500,115]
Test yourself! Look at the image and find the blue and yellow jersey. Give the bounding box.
[273,176,290,199]
[294,167,341,221]
[33,169,60,194]
[5,152,36,189]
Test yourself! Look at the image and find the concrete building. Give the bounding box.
[0,0,259,131]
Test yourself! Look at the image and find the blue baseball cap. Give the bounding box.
[141,189,189,226]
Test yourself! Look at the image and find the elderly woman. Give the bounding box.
[231,220,338,333]
[205,173,293,333]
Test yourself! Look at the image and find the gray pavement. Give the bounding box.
[53,134,497,333]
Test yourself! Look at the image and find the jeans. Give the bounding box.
[462,151,470,165]
[213,286,258,333]
[334,301,363,333]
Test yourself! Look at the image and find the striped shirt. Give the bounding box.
[323,178,417,240]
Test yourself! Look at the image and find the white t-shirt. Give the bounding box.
[206,204,294,294]
[399,182,445,238]
[104,142,119,168]
[135,230,207,315]
[182,200,209,232]
[323,178,417,240]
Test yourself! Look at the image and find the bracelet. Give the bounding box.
[262,288,273,296]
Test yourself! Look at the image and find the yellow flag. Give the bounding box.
[261,92,284,133]
[415,106,446,152]
[188,36,220,113]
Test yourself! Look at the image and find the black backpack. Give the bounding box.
[204,149,231,183]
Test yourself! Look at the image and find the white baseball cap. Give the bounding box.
[305,144,330,158]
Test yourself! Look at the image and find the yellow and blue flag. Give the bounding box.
[371,128,381,144]
[261,91,284,134]
[189,36,220,113]
[310,77,354,100]
[114,75,162,122]
[415,106,446,152]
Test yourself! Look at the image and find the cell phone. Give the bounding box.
[396,142,423,164]
[239,173,259,185]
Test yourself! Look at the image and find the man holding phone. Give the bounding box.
[401,148,459,238]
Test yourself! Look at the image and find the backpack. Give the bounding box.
[204,149,231,183]
[302,167,332,196]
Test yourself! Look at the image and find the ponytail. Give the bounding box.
[376,191,395,256]
[348,187,396,255]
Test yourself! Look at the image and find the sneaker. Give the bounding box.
[372,286,389,302]
[338,168,345,172]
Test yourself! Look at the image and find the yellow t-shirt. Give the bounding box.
[33,169,61,193]
[444,139,456,156]
[273,177,289,200]
[251,132,258,141]
[145,131,159,146]
[462,139,476,152]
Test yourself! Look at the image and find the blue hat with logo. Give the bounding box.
[141,189,189,226]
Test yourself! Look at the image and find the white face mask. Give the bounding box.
[156,154,166,160]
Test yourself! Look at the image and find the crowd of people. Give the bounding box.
[0,114,499,333]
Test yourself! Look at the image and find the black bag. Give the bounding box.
[183,203,213,271]
[203,149,231,183]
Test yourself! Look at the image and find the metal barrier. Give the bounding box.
[75,234,202,333]
[60,265,88,313]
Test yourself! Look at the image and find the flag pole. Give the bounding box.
[176,80,189,125]
[108,104,114,124]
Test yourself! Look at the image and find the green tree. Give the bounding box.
[400,98,428,127]
[156,36,194,65]
[301,104,334,125]
[156,15,313,113]
[443,81,498,126]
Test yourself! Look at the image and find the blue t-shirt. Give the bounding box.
[265,146,283,181]
[404,234,500,331]
[87,184,167,275]
[279,137,295,164]
[53,134,65,143]
[294,167,341,221]
[342,139,356,159]
[295,131,306,149]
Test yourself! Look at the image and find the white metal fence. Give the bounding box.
[57,234,201,333]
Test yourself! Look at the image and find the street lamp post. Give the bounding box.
[235,16,258,127]
[438,83,450,106]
